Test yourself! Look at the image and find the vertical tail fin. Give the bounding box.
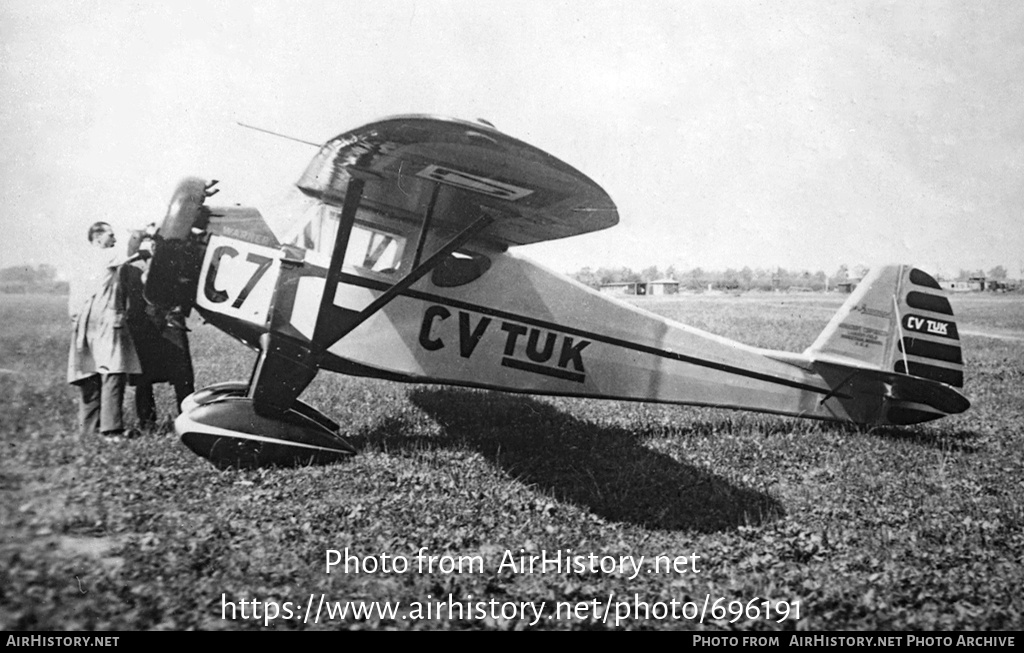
[807,265,964,388]
[804,265,968,425]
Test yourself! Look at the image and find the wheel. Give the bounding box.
[176,391,355,469]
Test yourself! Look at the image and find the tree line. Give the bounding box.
[0,261,1015,296]
[0,264,69,294]
[570,264,1015,292]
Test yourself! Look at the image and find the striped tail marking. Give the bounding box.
[895,268,964,388]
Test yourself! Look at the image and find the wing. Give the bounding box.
[295,115,618,248]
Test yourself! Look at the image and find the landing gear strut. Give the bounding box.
[151,178,356,469]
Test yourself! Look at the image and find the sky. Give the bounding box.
[1,0,1022,279]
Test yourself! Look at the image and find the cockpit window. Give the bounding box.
[345,225,405,273]
[292,203,338,254]
[287,203,407,275]
[284,198,491,285]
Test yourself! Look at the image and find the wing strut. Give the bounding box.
[247,176,367,418]
[412,184,442,268]
[250,172,495,418]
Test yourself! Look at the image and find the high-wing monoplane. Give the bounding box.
[144,115,970,468]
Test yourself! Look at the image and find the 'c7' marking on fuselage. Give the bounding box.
[336,272,839,397]
[204,245,274,309]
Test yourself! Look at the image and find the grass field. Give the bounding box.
[1,291,1022,630]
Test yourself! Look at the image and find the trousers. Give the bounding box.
[134,376,195,427]
[76,373,126,435]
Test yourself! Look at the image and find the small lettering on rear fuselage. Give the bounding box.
[418,305,590,383]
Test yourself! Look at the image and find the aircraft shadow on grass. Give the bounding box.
[351,388,784,533]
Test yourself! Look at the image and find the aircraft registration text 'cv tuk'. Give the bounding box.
[144,115,970,469]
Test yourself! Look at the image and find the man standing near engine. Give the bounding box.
[122,226,195,429]
[67,221,142,439]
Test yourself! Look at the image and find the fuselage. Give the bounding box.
[195,228,857,424]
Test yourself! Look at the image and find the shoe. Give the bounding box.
[100,428,142,441]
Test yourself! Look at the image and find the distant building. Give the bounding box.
[987,278,1020,292]
[940,279,984,293]
[835,278,861,293]
[646,279,679,296]
[599,281,641,295]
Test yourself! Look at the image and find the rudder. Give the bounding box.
[807,264,964,388]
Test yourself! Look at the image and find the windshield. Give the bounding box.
[279,192,492,286]
[285,201,408,275]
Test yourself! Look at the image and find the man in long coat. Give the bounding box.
[67,221,142,438]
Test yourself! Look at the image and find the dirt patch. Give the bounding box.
[57,535,119,558]
[56,535,126,573]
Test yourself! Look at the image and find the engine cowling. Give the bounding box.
[145,177,211,309]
